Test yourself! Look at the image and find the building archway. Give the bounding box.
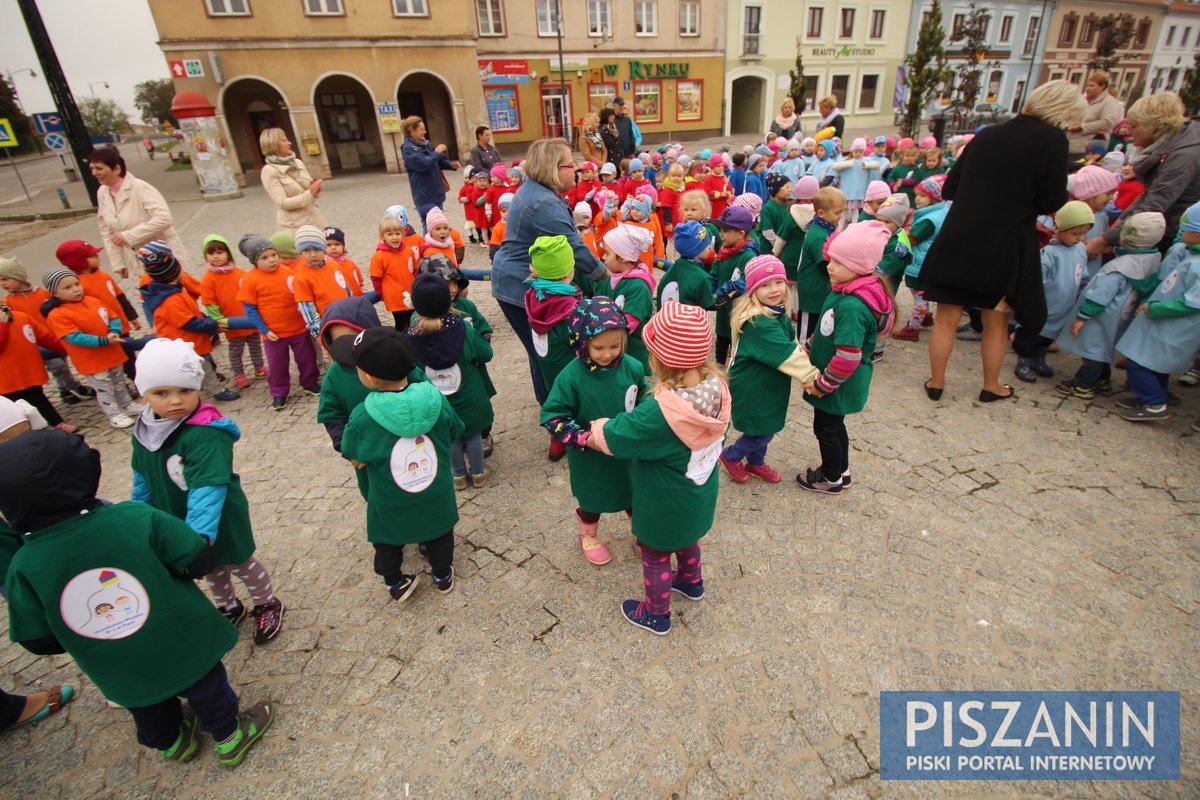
[313,73,385,172]
[221,77,294,173]
[396,71,458,155]
[729,74,768,136]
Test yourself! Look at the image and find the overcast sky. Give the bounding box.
[2,0,170,128]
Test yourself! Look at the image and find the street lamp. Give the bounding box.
[4,68,38,113]
[88,80,109,96]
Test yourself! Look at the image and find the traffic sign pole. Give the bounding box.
[4,150,33,202]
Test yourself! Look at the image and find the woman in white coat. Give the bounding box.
[259,127,325,232]
[88,148,186,278]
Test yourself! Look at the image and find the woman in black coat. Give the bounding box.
[598,108,623,168]
[921,80,1085,402]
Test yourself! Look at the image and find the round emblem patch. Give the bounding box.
[389,435,438,493]
[286,275,295,292]
[60,567,149,640]
[819,308,836,336]
[165,454,188,491]
[1159,270,1179,295]
[426,363,462,395]
[334,271,348,289]
[615,295,626,311]
[22,323,37,344]
[532,331,549,357]
[660,282,680,305]
[624,384,638,412]
[685,440,722,486]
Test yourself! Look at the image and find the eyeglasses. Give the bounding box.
[559,163,576,169]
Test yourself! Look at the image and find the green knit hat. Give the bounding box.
[270,230,299,259]
[528,235,574,280]
[1055,201,1094,232]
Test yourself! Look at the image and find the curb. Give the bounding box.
[0,208,96,223]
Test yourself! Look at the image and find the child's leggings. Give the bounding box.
[262,332,319,398]
[715,335,731,365]
[797,312,819,343]
[812,408,849,482]
[127,662,239,750]
[39,350,80,392]
[721,433,773,466]
[205,556,275,610]
[638,541,702,614]
[906,289,930,330]
[227,335,264,377]
[3,386,63,427]
[86,365,133,418]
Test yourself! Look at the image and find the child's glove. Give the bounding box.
[475,196,486,206]
[893,241,910,258]
[716,277,745,298]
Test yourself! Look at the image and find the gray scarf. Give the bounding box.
[134,406,186,452]
[266,154,299,168]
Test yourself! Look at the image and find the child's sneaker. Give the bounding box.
[453,475,468,491]
[890,326,920,341]
[795,467,844,495]
[214,389,241,402]
[271,396,288,411]
[71,384,96,399]
[548,437,567,462]
[719,454,750,483]
[213,702,274,767]
[220,599,248,627]
[621,599,671,635]
[234,375,252,389]
[109,413,136,429]
[1031,357,1054,377]
[388,574,418,602]
[1014,358,1037,383]
[1180,367,1200,387]
[54,421,80,434]
[301,383,321,396]
[841,469,853,488]
[255,366,269,378]
[1095,377,1114,395]
[870,349,884,363]
[162,714,200,763]
[432,566,454,594]
[1113,393,1177,409]
[59,390,82,406]
[1120,404,1170,422]
[670,578,705,601]
[1054,380,1094,400]
[250,598,284,645]
[744,463,781,483]
[469,469,489,488]
[482,432,494,458]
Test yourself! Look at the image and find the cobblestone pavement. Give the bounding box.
[1,170,1196,798]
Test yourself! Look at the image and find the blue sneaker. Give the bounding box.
[621,599,671,635]
[670,579,705,601]
[214,388,241,401]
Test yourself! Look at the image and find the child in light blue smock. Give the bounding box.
[1114,203,1200,423]
[1069,165,1119,281]
[1056,212,1165,399]
[830,137,884,223]
[808,140,839,187]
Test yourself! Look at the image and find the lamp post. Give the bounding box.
[4,67,41,153]
[88,80,109,96]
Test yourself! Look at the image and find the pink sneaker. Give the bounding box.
[234,375,252,389]
[744,463,782,483]
[577,517,612,565]
[255,366,269,378]
[54,421,80,434]
[719,455,750,483]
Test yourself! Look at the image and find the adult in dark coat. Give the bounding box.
[612,98,636,160]
[400,116,460,231]
[921,80,1085,403]
[599,108,623,167]
[469,126,503,174]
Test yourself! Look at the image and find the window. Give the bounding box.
[476,0,504,35]
[1166,25,1176,46]
[1133,19,1150,48]
[869,10,886,40]
[206,0,249,14]
[632,81,661,123]
[807,7,824,38]
[319,93,364,141]
[998,15,1013,44]
[305,0,342,14]
[986,69,1002,102]
[588,82,617,113]
[951,13,966,41]
[802,75,819,111]
[858,73,879,110]
[1079,16,1095,47]
[676,80,702,121]
[635,0,656,35]
[830,73,850,108]
[535,0,559,36]
[1022,16,1040,56]
[743,5,763,55]
[588,0,612,37]
[1182,28,1191,48]
[1010,79,1025,113]
[839,8,855,38]
[679,1,699,36]
[392,0,427,15]
[1058,15,1077,47]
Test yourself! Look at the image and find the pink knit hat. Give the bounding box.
[603,225,654,263]
[744,255,787,296]
[731,193,763,218]
[793,175,820,200]
[898,137,914,149]
[425,207,449,229]
[919,136,937,150]
[1071,165,1120,201]
[915,174,947,202]
[825,221,892,276]
[708,154,724,168]
[642,302,713,369]
[851,137,868,152]
[865,180,891,202]
[490,165,508,180]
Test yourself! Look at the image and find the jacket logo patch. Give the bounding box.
[426,363,462,395]
[820,308,836,336]
[60,567,150,640]
[389,435,438,493]
[685,440,722,485]
[166,454,188,491]
[532,332,549,357]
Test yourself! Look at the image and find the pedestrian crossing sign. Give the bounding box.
[0,118,17,148]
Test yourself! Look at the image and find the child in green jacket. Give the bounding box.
[657,221,716,309]
[796,187,847,342]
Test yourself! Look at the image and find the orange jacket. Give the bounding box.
[369,246,416,312]
[46,296,127,375]
[77,269,133,333]
[2,287,54,324]
[293,259,362,315]
[236,266,307,338]
[153,288,215,356]
[200,268,255,340]
[0,309,61,393]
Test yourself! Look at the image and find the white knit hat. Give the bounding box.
[135,338,206,394]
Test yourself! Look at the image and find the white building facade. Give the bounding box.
[1147,2,1200,96]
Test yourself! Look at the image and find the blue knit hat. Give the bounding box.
[383,204,410,227]
[137,240,181,282]
[629,158,644,172]
[673,220,713,259]
[322,226,346,245]
[623,194,652,221]
[697,148,712,160]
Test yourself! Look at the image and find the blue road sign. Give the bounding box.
[32,112,65,135]
[44,133,67,151]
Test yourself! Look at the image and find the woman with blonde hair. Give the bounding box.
[259,127,325,232]
[918,80,1085,403]
[401,115,460,231]
[770,97,802,140]
[579,112,606,165]
[1066,70,1125,151]
[1092,92,1199,254]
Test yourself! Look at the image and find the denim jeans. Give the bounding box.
[1073,358,1111,389]
[126,662,239,750]
[722,433,774,466]
[499,300,549,405]
[1126,359,1168,406]
[450,433,486,477]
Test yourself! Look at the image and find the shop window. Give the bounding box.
[305,0,342,14]
[588,82,617,113]
[1133,19,1150,48]
[206,0,250,14]
[676,80,702,121]
[392,0,428,16]
[484,86,521,133]
[1058,15,1077,47]
[1010,79,1025,112]
[476,0,505,35]
[1079,16,1096,47]
[536,0,559,36]
[802,75,820,111]
[319,93,364,142]
[743,5,763,56]
[998,15,1013,44]
[679,1,699,36]
[633,81,661,123]
[868,10,886,41]
[858,74,880,111]
[1022,16,1040,56]
[588,0,612,37]
[951,13,966,42]
[830,74,850,108]
[986,69,1002,102]
[839,8,855,39]
[635,0,657,35]
[807,7,824,39]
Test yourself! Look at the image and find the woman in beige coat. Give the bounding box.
[259,127,326,232]
[88,148,187,278]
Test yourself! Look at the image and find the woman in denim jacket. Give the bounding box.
[492,138,608,404]
[401,116,460,231]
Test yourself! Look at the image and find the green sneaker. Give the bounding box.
[162,714,200,763]
[214,702,274,767]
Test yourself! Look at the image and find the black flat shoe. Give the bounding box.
[979,385,1015,402]
[924,380,943,401]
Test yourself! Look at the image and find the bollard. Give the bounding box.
[57,188,70,210]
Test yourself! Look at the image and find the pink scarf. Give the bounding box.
[610,263,657,294]
[207,263,235,274]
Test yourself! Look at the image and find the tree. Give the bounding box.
[1089,14,1135,72]
[948,4,994,117]
[788,39,806,112]
[133,78,175,126]
[1181,50,1200,117]
[0,77,37,155]
[901,0,952,137]
[80,97,131,139]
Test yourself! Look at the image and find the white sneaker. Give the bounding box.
[109,413,135,429]
[123,403,144,416]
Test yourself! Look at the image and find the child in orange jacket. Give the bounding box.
[291,224,362,337]
[200,234,265,390]
[55,239,142,336]
[418,207,466,265]
[370,214,418,329]
[0,303,77,432]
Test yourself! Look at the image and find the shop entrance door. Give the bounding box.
[541,86,571,140]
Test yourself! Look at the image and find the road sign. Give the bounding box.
[378,103,398,115]
[0,119,17,148]
[44,133,66,151]
[32,112,64,135]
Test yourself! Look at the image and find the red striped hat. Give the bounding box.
[642,301,712,369]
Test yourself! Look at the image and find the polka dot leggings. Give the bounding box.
[638,542,702,615]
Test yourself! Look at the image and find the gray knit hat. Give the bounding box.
[875,194,911,228]
[294,225,327,252]
[1119,212,1166,250]
[42,266,76,295]
[0,255,29,283]
[238,233,274,264]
